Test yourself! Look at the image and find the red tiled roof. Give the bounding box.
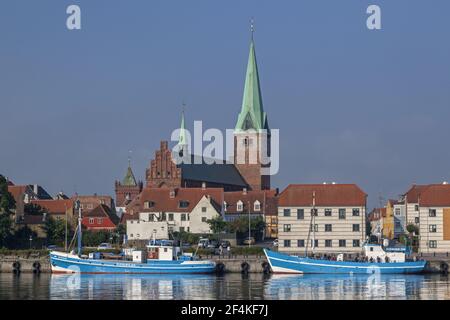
[121,187,224,223]
[83,204,119,226]
[278,184,367,207]
[31,199,73,215]
[404,185,429,203]
[419,184,450,206]
[368,208,385,220]
[224,190,278,215]
[7,185,30,202]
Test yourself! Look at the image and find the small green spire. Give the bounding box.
[122,158,137,186]
[179,108,187,146]
[235,30,269,132]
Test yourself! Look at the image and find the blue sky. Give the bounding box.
[1,0,449,208]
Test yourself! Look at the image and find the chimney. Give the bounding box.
[202,182,206,190]
[243,188,247,195]
[33,184,38,194]
[169,189,176,198]
[443,181,448,185]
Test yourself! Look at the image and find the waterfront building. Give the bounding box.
[223,189,278,239]
[124,187,224,240]
[7,185,39,222]
[416,183,450,254]
[81,204,120,231]
[277,184,367,254]
[382,199,398,239]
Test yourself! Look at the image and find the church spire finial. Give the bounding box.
[250,17,255,41]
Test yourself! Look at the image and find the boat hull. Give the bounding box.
[50,251,216,274]
[264,249,427,274]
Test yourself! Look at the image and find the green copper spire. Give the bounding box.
[122,159,137,186]
[235,33,269,132]
[179,109,187,146]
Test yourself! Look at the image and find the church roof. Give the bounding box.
[235,39,269,132]
[178,155,248,188]
[122,165,137,186]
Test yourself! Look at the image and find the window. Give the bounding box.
[310,224,318,232]
[311,239,318,248]
[284,240,291,247]
[339,209,346,219]
[223,201,227,212]
[144,201,155,209]
[429,209,437,217]
[415,217,420,224]
[254,201,261,211]
[130,234,133,238]
[87,204,93,209]
[353,240,360,247]
[181,214,186,221]
[97,218,103,224]
[201,207,207,213]
[395,208,401,216]
[168,213,174,221]
[311,209,318,216]
[297,209,304,220]
[429,240,437,248]
[415,205,419,211]
[179,201,190,208]
[297,240,305,247]
[283,224,291,232]
[352,224,360,232]
[187,227,190,232]
[339,240,346,247]
[429,225,437,233]
[325,240,332,247]
[352,208,360,216]
[325,224,332,232]
[283,209,291,217]
[161,213,166,221]
[179,227,185,233]
[201,217,207,223]
[89,218,94,224]
[237,201,243,212]
[324,209,332,217]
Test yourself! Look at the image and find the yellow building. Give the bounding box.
[382,199,398,239]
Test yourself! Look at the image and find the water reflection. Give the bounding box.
[1,273,450,300]
[264,274,450,300]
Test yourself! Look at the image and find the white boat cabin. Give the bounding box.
[363,244,406,263]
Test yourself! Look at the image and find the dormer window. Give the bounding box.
[144,201,155,209]
[237,200,243,212]
[179,200,189,208]
[254,200,261,212]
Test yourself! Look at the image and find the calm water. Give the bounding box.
[1,273,450,300]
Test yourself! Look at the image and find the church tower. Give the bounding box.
[234,23,271,190]
[115,159,143,207]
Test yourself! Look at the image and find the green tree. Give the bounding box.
[14,225,38,248]
[43,217,67,246]
[0,175,15,215]
[0,175,15,247]
[206,216,228,233]
[406,224,419,235]
[82,230,111,247]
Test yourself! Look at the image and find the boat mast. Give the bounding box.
[76,200,82,256]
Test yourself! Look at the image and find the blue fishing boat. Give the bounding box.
[50,201,216,274]
[264,244,427,274]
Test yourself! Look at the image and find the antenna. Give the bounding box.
[250,17,255,41]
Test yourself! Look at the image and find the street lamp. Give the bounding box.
[29,235,32,249]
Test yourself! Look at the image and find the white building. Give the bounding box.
[124,187,224,241]
[277,184,367,254]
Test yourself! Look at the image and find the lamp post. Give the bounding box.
[29,235,32,249]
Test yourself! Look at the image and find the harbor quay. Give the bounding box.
[1,252,449,274]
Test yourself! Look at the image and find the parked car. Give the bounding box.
[97,243,113,250]
[207,240,218,249]
[243,237,255,245]
[272,239,279,247]
[198,238,209,248]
